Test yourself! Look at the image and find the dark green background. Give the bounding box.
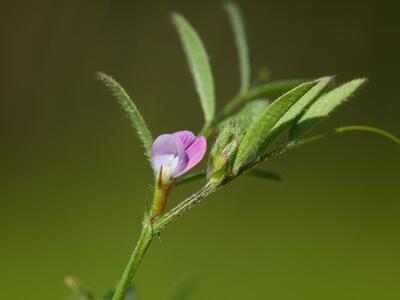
[1,0,399,299]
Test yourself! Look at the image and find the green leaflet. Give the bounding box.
[216,79,304,124]
[243,79,305,101]
[259,76,333,149]
[226,99,270,131]
[232,81,317,172]
[172,13,216,123]
[98,73,153,161]
[224,2,250,94]
[290,78,367,140]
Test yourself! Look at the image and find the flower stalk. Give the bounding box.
[151,168,175,222]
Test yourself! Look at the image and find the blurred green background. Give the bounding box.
[1,0,399,299]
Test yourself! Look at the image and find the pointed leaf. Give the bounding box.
[243,79,306,101]
[290,78,367,140]
[217,79,304,124]
[260,76,333,148]
[233,81,317,172]
[172,14,215,123]
[226,99,270,130]
[98,72,153,160]
[224,2,250,93]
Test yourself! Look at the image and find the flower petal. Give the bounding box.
[173,130,197,149]
[181,136,207,174]
[152,134,188,177]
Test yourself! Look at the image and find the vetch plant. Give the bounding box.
[68,3,399,300]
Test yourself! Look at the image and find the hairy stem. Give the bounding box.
[153,182,220,233]
[112,224,153,300]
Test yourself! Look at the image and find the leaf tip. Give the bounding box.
[171,12,184,25]
[96,71,107,81]
[223,1,238,10]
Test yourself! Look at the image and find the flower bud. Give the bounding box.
[208,121,242,181]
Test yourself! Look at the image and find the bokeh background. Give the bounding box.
[1,0,399,299]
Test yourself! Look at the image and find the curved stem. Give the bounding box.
[238,125,400,174]
[112,224,153,300]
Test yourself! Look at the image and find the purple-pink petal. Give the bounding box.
[152,134,188,177]
[182,136,207,174]
[151,130,207,178]
[173,131,197,149]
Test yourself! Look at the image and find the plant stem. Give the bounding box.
[153,182,220,233]
[112,224,153,300]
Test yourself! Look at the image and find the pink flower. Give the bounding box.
[152,131,207,180]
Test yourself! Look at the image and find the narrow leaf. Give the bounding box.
[233,81,317,172]
[290,78,367,140]
[98,72,153,160]
[226,99,270,130]
[172,14,215,123]
[243,79,306,101]
[260,76,333,148]
[225,2,250,93]
[245,168,282,181]
[216,79,304,124]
